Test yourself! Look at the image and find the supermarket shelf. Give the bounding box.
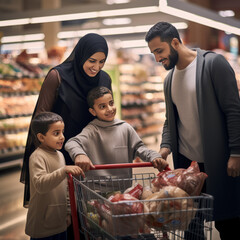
[0,113,32,120]
[121,99,164,108]
[0,158,22,170]
[0,146,24,169]
[0,128,28,135]
[0,91,39,97]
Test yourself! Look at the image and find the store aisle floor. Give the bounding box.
[0,153,221,240]
[0,166,28,240]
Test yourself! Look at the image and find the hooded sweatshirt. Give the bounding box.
[65,118,161,181]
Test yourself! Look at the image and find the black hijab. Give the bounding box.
[54,33,109,124]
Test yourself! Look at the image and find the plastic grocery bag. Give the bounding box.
[144,186,197,230]
[152,161,208,196]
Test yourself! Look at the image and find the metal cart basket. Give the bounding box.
[68,163,213,240]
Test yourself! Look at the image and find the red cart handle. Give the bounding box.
[90,162,171,171]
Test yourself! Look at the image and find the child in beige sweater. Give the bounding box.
[25,112,84,240]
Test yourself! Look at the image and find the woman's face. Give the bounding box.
[83,52,106,77]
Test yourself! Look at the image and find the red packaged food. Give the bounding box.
[92,193,144,236]
[108,193,143,214]
[124,183,143,199]
[152,161,208,196]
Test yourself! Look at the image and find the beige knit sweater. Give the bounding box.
[25,147,68,238]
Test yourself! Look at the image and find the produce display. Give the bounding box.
[0,95,38,117]
[0,116,31,131]
[0,58,51,162]
[0,131,28,150]
[0,78,43,93]
[0,116,31,150]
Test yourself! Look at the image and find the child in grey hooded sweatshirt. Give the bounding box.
[65,86,168,180]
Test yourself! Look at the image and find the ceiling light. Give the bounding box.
[124,47,151,55]
[1,33,45,43]
[57,25,157,38]
[57,22,187,39]
[30,12,98,24]
[1,22,187,45]
[218,10,235,18]
[0,5,159,27]
[106,0,131,4]
[99,6,159,17]
[119,39,147,48]
[1,41,45,51]
[159,0,240,36]
[102,18,131,26]
[0,18,30,27]
[58,29,98,39]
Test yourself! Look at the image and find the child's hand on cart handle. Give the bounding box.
[74,154,95,172]
[152,158,169,172]
[65,165,85,178]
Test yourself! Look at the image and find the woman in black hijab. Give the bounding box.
[20,33,112,208]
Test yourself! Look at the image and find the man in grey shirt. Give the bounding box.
[145,22,240,240]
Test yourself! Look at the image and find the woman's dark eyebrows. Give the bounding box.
[89,57,106,61]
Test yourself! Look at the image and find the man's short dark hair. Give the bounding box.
[145,22,182,44]
[31,112,63,137]
[87,86,112,108]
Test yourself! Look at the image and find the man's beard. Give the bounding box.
[163,45,179,70]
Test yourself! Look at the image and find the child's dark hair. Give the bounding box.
[145,22,182,44]
[31,112,63,137]
[87,86,112,108]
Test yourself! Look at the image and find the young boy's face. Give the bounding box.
[89,93,116,122]
[37,121,65,151]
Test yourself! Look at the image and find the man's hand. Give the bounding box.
[74,154,95,172]
[159,147,171,160]
[152,158,169,172]
[65,165,85,178]
[227,156,240,177]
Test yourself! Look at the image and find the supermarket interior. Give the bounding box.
[0,0,240,240]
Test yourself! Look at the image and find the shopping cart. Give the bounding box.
[68,162,213,240]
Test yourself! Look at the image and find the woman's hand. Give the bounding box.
[74,154,95,172]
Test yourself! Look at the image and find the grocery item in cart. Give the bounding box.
[152,161,208,196]
[92,192,145,236]
[144,186,197,230]
[123,183,143,199]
